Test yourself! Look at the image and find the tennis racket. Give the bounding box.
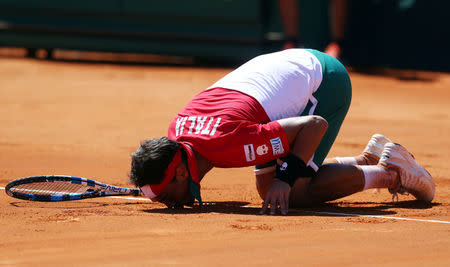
[5,175,141,202]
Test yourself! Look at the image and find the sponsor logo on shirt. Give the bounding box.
[244,144,255,162]
[256,144,268,155]
[270,137,284,155]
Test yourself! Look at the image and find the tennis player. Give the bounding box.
[129,49,435,215]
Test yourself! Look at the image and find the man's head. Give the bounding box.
[129,137,194,208]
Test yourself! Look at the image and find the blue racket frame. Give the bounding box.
[5,175,141,202]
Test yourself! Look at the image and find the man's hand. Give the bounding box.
[260,178,291,215]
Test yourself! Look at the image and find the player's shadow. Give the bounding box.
[143,201,255,215]
[295,200,439,217]
[142,200,439,216]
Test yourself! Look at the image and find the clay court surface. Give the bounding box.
[0,51,449,266]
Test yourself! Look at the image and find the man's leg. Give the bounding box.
[256,134,399,206]
[324,0,348,58]
[278,0,300,49]
[289,142,436,206]
[256,161,398,207]
[326,134,391,166]
[290,133,398,206]
[290,163,398,207]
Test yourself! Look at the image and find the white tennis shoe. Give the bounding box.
[379,142,435,202]
[363,134,392,158]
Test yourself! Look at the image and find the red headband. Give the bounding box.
[140,149,181,198]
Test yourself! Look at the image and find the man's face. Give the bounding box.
[151,177,194,209]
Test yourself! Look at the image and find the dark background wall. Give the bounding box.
[0,0,448,70]
[344,0,449,70]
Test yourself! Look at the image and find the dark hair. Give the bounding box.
[129,137,179,187]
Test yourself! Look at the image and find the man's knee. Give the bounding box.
[308,115,328,132]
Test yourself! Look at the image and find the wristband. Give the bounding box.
[275,154,315,187]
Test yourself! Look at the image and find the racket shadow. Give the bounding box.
[8,200,149,209]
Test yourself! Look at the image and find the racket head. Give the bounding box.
[5,175,140,202]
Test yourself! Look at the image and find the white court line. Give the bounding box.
[2,187,449,224]
[304,211,450,224]
[243,205,450,225]
[107,196,151,201]
[108,197,450,224]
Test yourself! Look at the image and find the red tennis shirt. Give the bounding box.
[168,87,290,167]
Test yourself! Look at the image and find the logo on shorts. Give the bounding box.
[244,144,255,162]
[256,144,268,155]
[270,137,284,155]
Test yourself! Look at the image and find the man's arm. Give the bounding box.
[259,115,328,215]
[278,115,328,163]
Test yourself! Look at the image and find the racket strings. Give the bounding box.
[10,181,95,195]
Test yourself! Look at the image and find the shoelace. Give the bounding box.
[392,192,399,202]
[390,187,409,202]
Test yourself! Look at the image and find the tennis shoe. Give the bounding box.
[379,143,435,202]
[363,134,391,159]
